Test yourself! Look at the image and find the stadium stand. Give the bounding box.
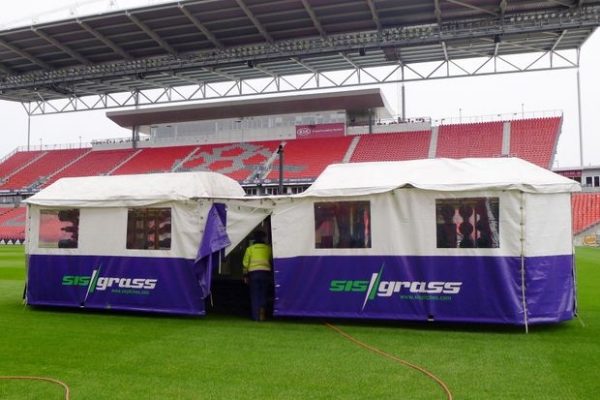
[179,141,281,182]
[112,145,197,175]
[0,150,44,179]
[0,148,89,191]
[572,193,600,235]
[0,207,26,241]
[42,148,138,187]
[0,117,564,191]
[0,115,585,242]
[509,117,561,169]
[266,136,354,181]
[350,131,431,162]
[436,122,504,159]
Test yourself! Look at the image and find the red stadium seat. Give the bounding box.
[43,148,137,187]
[0,207,26,241]
[350,131,431,162]
[572,193,600,235]
[509,117,561,169]
[265,136,354,181]
[436,122,504,159]
[0,150,45,179]
[0,148,90,191]
[112,146,197,175]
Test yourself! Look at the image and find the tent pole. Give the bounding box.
[218,250,222,274]
[570,193,579,320]
[519,191,529,333]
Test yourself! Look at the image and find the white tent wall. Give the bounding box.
[522,193,574,256]
[223,199,274,256]
[23,172,254,316]
[26,201,203,259]
[271,186,575,324]
[271,190,522,258]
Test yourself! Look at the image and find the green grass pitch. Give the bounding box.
[0,246,599,399]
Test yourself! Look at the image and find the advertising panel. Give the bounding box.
[295,123,345,138]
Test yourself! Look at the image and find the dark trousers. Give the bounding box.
[249,270,271,321]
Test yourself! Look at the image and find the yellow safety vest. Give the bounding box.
[243,243,272,274]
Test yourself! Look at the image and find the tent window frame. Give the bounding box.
[435,197,500,249]
[126,208,172,250]
[38,208,80,249]
[314,201,371,249]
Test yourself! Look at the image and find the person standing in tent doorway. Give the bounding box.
[243,230,273,321]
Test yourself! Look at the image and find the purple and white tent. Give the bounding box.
[24,158,580,327]
[24,171,267,316]
[270,158,580,327]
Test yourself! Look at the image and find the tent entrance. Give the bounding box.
[207,216,272,317]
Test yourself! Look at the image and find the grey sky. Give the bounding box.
[1,0,598,168]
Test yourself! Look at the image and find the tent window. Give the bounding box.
[126,208,172,250]
[436,198,500,249]
[314,201,371,249]
[39,209,80,248]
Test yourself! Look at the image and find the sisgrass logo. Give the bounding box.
[62,269,157,296]
[329,265,462,310]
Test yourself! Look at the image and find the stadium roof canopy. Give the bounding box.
[1,0,599,113]
[106,88,392,128]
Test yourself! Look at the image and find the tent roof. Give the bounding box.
[301,158,581,197]
[25,171,245,207]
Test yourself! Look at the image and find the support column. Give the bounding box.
[27,112,31,152]
[132,125,139,149]
[401,65,406,121]
[277,144,284,195]
[576,50,584,167]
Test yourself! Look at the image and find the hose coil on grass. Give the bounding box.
[325,322,453,400]
[0,376,70,399]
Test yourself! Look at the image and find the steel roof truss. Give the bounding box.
[301,0,327,38]
[0,38,50,70]
[551,29,569,51]
[235,0,274,43]
[448,59,470,75]
[31,27,90,65]
[550,49,578,67]
[472,56,494,74]
[548,0,577,7]
[78,20,133,60]
[126,11,177,55]
[0,62,12,75]
[445,0,499,17]
[434,0,443,24]
[178,4,224,49]
[22,52,579,116]
[366,0,382,31]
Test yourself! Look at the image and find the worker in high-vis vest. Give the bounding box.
[243,230,273,321]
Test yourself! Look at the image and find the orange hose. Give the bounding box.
[0,376,70,399]
[325,322,453,400]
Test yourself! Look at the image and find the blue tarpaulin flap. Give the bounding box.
[195,203,230,299]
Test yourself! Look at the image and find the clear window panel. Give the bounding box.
[39,209,80,248]
[126,208,172,250]
[314,201,371,249]
[436,198,500,249]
